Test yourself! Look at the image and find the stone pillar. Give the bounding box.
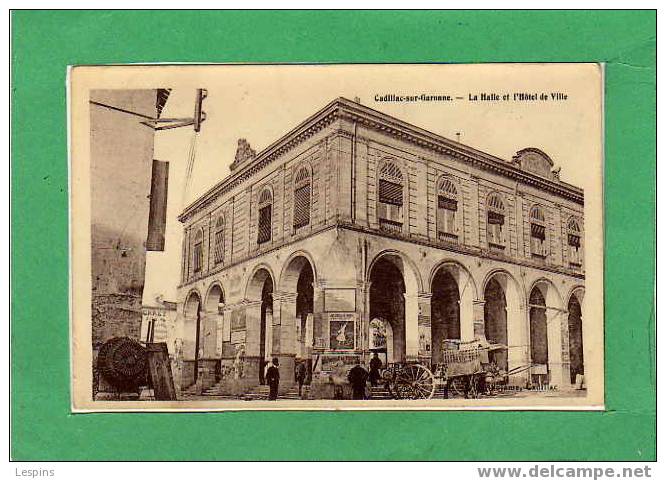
[357,282,371,360]
[560,310,572,388]
[417,292,432,362]
[468,175,481,247]
[196,309,221,391]
[413,157,429,238]
[471,300,486,341]
[312,286,326,351]
[243,300,263,358]
[273,291,298,387]
[404,293,420,361]
[508,301,529,387]
[547,307,566,388]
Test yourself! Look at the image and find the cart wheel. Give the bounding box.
[389,364,435,400]
[449,377,467,397]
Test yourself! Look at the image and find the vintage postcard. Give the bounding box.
[69,63,603,411]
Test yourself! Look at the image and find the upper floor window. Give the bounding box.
[437,176,459,242]
[487,192,506,249]
[567,216,582,267]
[192,229,204,273]
[213,215,225,265]
[257,187,273,244]
[293,165,311,230]
[378,161,403,233]
[530,205,547,258]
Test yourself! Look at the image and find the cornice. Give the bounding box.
[179,98,584,222]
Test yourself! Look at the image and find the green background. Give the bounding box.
[11,10,656,461]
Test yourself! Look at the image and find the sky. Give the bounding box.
[152,64,602,209]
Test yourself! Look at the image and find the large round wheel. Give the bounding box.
[449,377,467,397]
[389,364,435,400]
[97,337,147,390]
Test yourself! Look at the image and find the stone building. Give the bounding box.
[91,89,171,350]
[173,98,586,396]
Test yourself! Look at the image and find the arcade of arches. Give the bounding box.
[179,253,585,393]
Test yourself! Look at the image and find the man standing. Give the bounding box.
[266,357,280,401]
[295,360,307,398]
[347,360,369,400]
[369,352,383,387]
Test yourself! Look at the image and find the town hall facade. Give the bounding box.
[171,98,586,397]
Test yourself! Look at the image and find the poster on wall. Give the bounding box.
[231,308,246,330]
[324,288,356,312]
[329,313,356,350]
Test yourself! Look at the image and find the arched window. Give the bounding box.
[213,215,225,265]
[486,192,506,249]
[567,216,582,267]
[192,228,204,273]
[293,165,311,229]
[257,187,273,244]
[377,161,403,233]
[530,205,547,258]
[437,176,459,242]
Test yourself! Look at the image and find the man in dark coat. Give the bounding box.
[266,357,280,400]
[369,353,383,387]
[295,360,307,398]
[347,360,369,400]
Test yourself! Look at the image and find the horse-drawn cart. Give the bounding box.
[379,341,507,400]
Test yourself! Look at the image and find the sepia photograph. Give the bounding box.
[69,63,604,410]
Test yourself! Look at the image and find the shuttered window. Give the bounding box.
[293,166,311,229]
[567,217,582,266]
[438,196,457,211]
[530,206,547,257]
[293,184,311,229]
[487,221,504,246]
[437,197,457,240]
[213,217,225,265]
[258,205,272,244]
[378,161,404,232]
[192,230,203,273]
[486,193,506,248]
[378,179,403,206]
[531,223,546,240]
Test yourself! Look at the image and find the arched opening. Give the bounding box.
[368,253,421,364]
[183,291,202,385]
[568,293,584,385]
[246,267,274,384]
[431,269,460,363]
[369,318,394,366]
[484,278,508,372]
[528,280,566,388]
[295,263,314,354]
[529,287,548,364]
[280,255,316,383]
[204,284,225,359]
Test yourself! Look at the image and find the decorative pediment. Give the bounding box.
[512,148,558,180]
[230,138,256,171]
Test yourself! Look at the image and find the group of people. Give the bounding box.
[262,353,385,401]
[263,357,309,401]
